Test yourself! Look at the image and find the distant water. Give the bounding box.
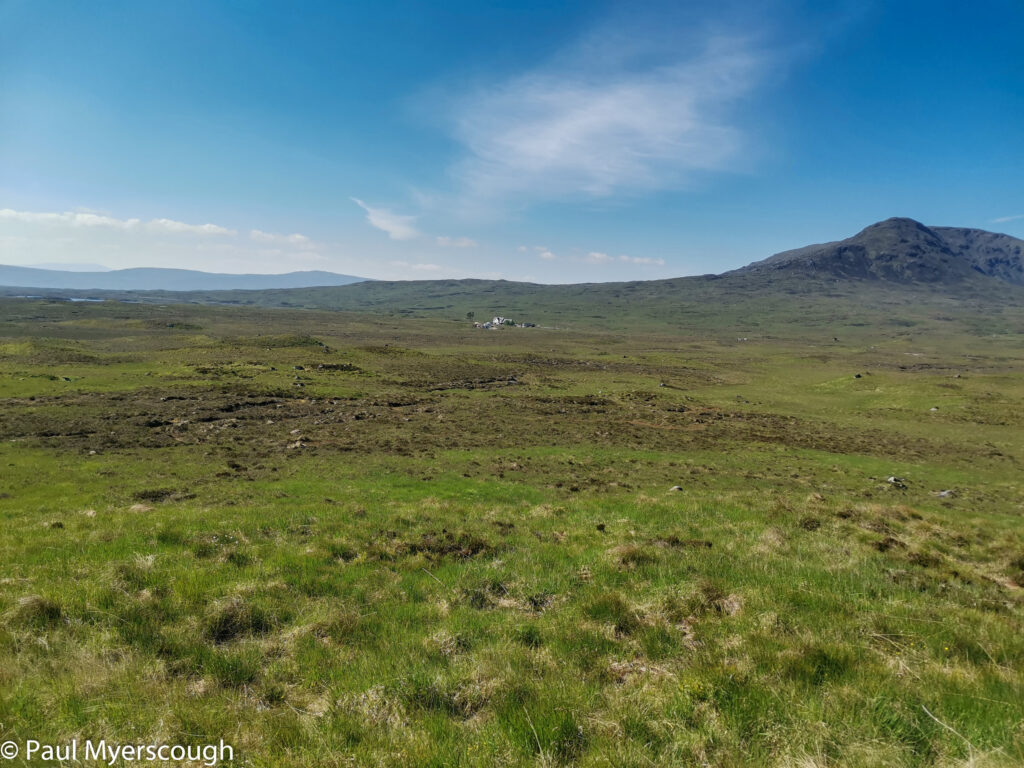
[13,295,105,302]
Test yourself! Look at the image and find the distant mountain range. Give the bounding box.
[4,219,1022,296]
[739,218,1024,285]
[1,219,1021,335]
[0,265,367,291]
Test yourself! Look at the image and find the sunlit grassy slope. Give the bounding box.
[1,296,1022,767]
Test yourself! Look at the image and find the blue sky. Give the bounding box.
[1,0,1022,282]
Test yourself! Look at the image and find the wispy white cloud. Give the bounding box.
[147,218,235,235]
[992,213,1024,224]
[585,251,614,264]
[351,198,419,240]
[0,208,235,235]
[531,245,557,260]
[250,229,314,248]
[0,206,352,274]
[1,208,141,230]
[436,235,478,248]
[447,33,762,201]
[619,254,665,265]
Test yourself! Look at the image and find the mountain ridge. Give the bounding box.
[740,217,1024,285]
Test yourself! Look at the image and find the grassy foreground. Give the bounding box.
[1,298,1022,767]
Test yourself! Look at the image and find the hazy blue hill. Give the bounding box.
[0,265,367,291]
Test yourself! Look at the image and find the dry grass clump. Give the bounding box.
[676,580,743,618]
[7,594,64,628]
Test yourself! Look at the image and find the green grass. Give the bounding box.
[0,297,1022,767]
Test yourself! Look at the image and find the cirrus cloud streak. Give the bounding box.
[448,34,763,202]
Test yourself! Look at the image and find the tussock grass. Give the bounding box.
[0,298,1022,765]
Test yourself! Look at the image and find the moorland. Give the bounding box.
[1,218,1023,767]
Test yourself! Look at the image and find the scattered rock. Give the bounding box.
[669,485,683,492]
[934,489,955,498]
[887,476,907,489]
